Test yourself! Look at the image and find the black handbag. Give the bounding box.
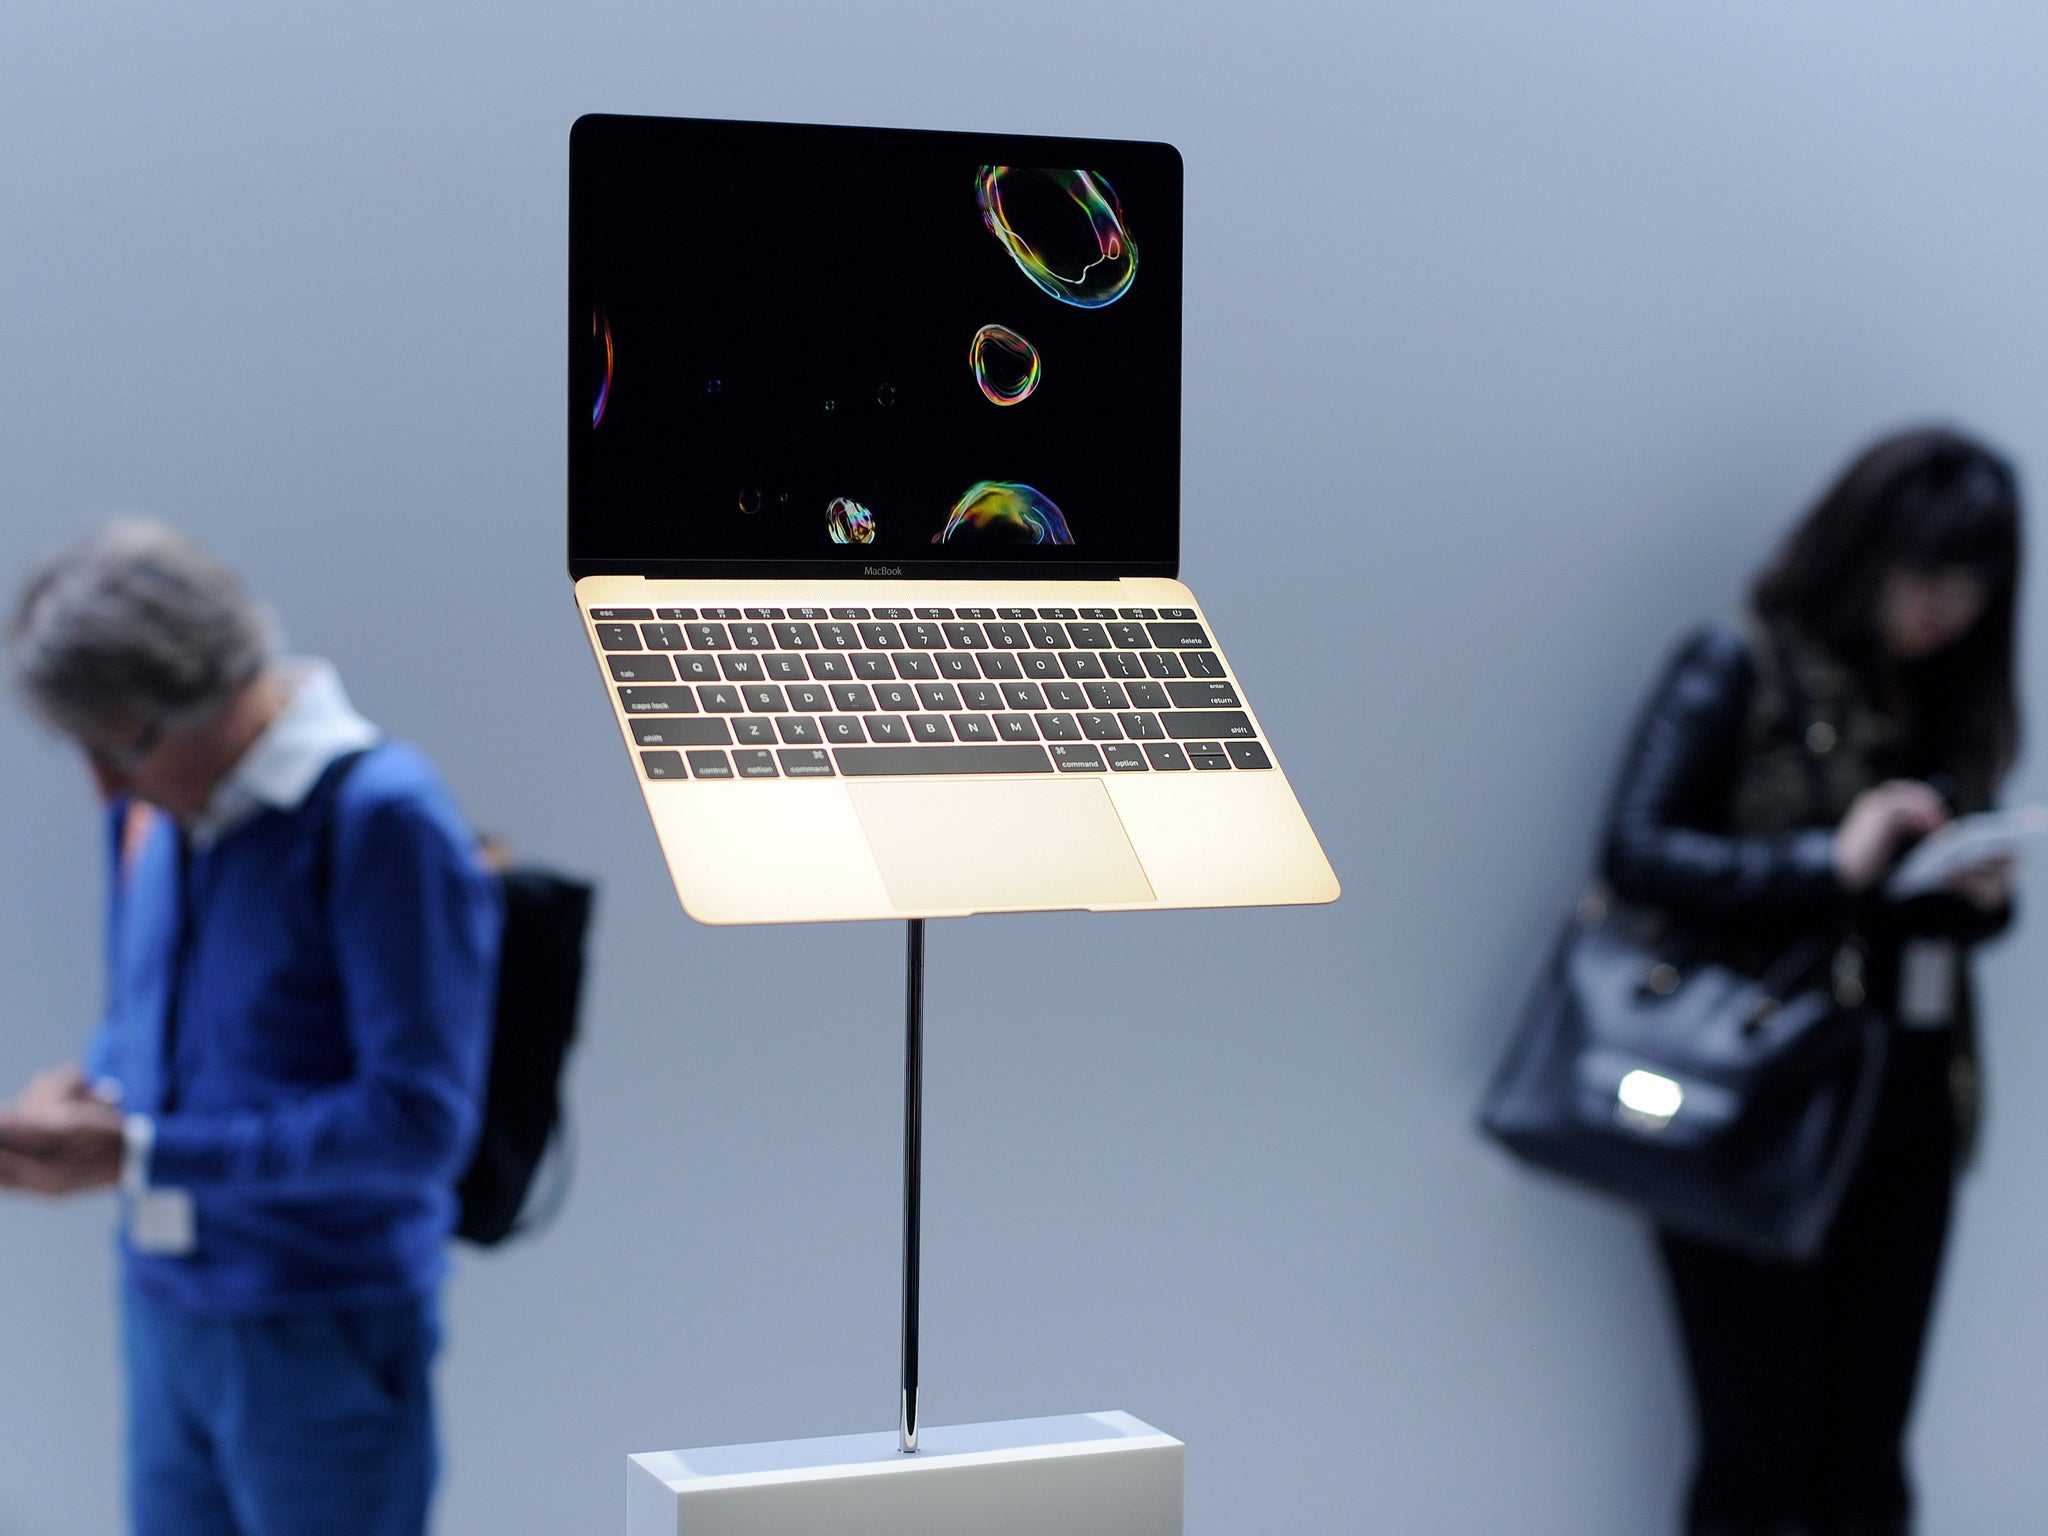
[1479,894,1886,1260]
[1480,620,1888,1261]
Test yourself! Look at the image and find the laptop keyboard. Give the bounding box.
[590,604,1274,782]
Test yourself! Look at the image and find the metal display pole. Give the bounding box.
[899,918,926,1454]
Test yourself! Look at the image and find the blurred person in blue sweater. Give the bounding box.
[0,518,501,1536]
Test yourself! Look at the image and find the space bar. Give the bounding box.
[833,745,1054,775]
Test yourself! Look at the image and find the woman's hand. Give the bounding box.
[1944,854,2016,912]
[1834,780,1950,892]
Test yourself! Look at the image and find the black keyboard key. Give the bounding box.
[777,716,824,744]
[829,606,870,619]
[1036,712,1081,741]
[1146,622,1210,649]
[591,606,654,621]
[859,622,903,649]
[1039,607,1077,620]
[788,683,830,712]
[1104,741,1149,771]
[875,682,917,711]
[943,622,988,648]
[1104,652,1145,679]
[909,714,955,742]
[994,713,1040,741]
[676,655,720,683]
[1126,681,1170,709]
[1184,652,1227,679]
[640,749,686,779]
[734,749,779,779]
[731,623,773,650]
[1021,652,1062,680]
[903,622,943,649]
[1118,607,1158,620]
[1227,741,1272,770]
[867,715,912,743]
[807,653,852,680]
[1119,712,1165,740]
[823,715,867,744]
[961,682,1003,711]
[1161,607,1198,620]
[954,713,996,742]
[1108,623,1149,649]
[1045,681,1087,710]
[1078,713,1124,741]
[978,652,1023,679]
[830,683,877,711]
[1168,680,1241,709]
[913,607,953,620]
[957,607,994,619]
[655,607,698,621]
[778,748,835,778]
[853,654,895,680]
[1163,710,1256,739]
[1002,681,1047,710]
[686,623,730,650]
[1059,652,1106,679]
[633,717,731,747]
[788,606,827,620]
[819,623,861,649]
[1079,607,1118,620]
[985,621,1030,649]
[1086,681,1129,709]
[733,718,777,746]
[639,622,687,651]
[595,623,641,651]
[834,745,1054,775]
[772,623,818,649]
[685,749,734,779]
[742,685,787,712]
[1144,742,1192,771]
[765,654,808,682]
[617,686,698,714]
[719,654,766,682]
[1050,743,1107,772]
[1140,651,1187,678]
[700,607,742,620]
[1026,622,1068,648]
[698,685,744,713]
[937,653,981,681]
[997,606,1034,620]
[743,607,785,620]
[1191,749,1233,770]
[872,606,912,620]
[916,683,963,711]
[608,654,675,682]
[894,653,940,681]
[1067,622,1110,649]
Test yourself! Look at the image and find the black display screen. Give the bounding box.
[568,115,1183,580]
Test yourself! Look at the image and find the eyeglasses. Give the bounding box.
[84,716,166,775]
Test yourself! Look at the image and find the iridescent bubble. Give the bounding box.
[931,481,1074,546]
[591,309,614,427]
[738,488,762,515]
[706,378,723,394]
[877,382,897,407]
[827,497,876,544]
[976,167,1137,309]
[969,324,1042,406]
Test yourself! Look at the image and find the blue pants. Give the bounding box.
[122,1282,440,1536]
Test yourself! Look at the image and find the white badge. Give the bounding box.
[130,1189,197,1255]
[1898,938,1958,1030]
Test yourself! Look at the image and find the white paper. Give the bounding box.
[1886,805,2048,898]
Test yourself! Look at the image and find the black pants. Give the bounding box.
[1659,1029,1957,1536]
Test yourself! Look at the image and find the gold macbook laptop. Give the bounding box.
[569,114,1338,924]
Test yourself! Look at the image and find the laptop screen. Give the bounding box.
[568,115,1183,580]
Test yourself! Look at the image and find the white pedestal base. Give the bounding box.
[628,1410,1183,1536]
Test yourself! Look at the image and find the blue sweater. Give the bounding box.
[87,742,501,1315]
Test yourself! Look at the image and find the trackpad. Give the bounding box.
[848,779,1156,911]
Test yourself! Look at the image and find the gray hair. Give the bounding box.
[6,518,277,736]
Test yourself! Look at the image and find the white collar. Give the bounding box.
[184,659,380,850]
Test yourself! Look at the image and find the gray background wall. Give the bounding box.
[3,2,2046,1531]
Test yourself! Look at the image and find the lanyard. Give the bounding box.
[160,828,197,1116]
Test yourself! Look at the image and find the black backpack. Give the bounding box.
[320,752,595,1246]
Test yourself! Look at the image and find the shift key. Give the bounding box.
[1160,710,1256,739]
